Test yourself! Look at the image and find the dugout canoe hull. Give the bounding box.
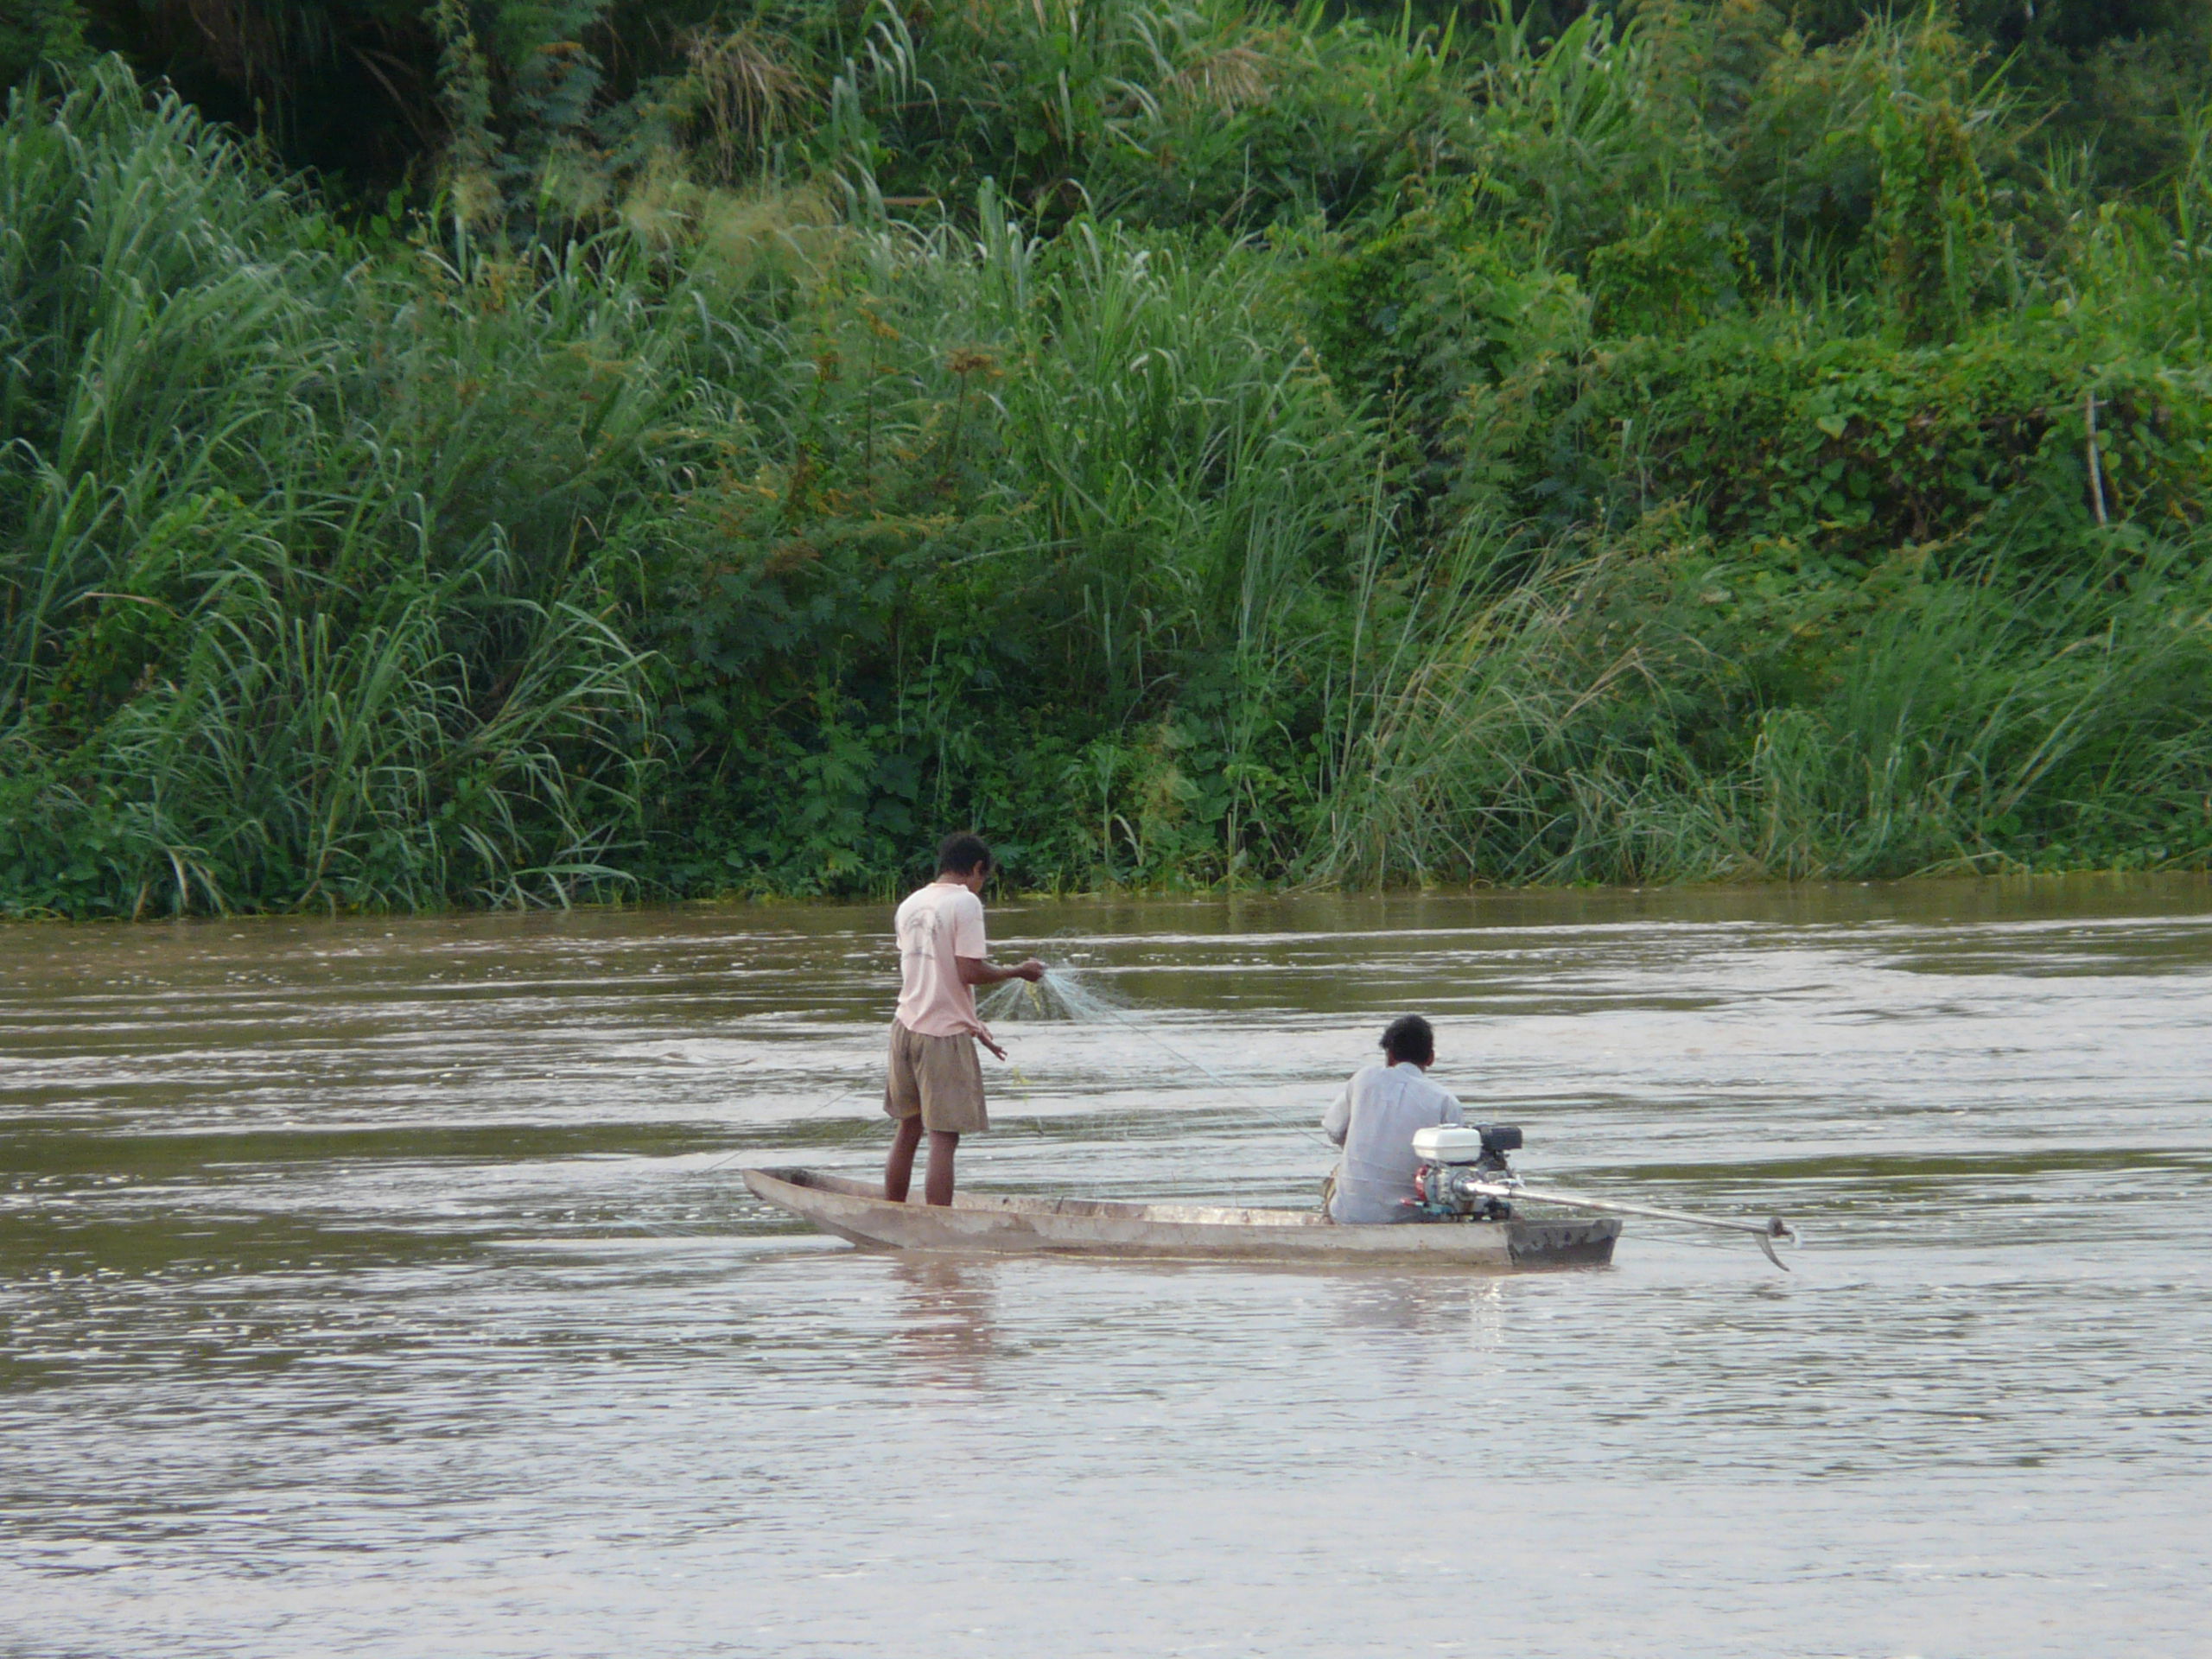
[739,1166,1619,1269]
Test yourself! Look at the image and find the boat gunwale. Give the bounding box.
[758,1166,1330,1228]
[740,1166,1621,1268]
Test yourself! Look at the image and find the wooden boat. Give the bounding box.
[739,1166,1620,1268]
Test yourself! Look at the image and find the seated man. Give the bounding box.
[1321,1014,1464,1224]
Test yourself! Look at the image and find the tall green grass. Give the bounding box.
[639,183,1382,889]
[6,0,2212,914]
[1313,537,2212,886]
[1,66,694,913]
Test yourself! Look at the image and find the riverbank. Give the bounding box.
[7,868,2209,932]
[5,8,2211,918]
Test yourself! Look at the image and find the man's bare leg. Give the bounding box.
[884,1115,925,1202]
[924,1129,959,1206]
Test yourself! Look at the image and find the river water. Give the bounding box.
[3,880,2209,1658]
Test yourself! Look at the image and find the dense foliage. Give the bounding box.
[4,2,2212,912]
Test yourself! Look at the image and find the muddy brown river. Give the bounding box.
[4,880,2210,1657]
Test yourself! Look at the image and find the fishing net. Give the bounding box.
[976,964,1128,1023]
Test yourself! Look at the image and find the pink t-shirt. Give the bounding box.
[893,881,990,1039]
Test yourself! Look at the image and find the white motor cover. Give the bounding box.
[1411,1125,1491,1164]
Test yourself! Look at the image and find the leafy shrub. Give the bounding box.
[7,1,2212,914]
[1,67,689,913]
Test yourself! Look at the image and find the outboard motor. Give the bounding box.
[1409,1124,1522,1221]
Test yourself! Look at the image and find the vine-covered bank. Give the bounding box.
[3,2,2211,912]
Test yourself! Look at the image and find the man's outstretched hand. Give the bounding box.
[957,955,1049,989]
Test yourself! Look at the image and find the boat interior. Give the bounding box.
[754,1166,1332,1227]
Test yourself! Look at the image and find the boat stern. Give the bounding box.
[1506,1215,1621,1268]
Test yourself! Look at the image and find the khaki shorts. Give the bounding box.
[883,1020,988,1135]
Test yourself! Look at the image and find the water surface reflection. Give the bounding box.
[4,878,2210,1656]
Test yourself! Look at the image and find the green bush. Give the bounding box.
[0,2,86,92]
[1,67,689,913]
[639,196,1378,891]
[5,1,2212,914]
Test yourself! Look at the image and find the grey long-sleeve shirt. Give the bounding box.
[1322,1061,1465,1224]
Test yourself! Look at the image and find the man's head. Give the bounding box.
[936,833,993,890]
[1381,1014,1434,1070]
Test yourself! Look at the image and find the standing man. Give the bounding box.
[884,834,1045,1205]
[1321,1014,1465,1223]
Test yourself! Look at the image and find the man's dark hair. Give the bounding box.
[937,833,992,877]
[1381,1014,1434,1067]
